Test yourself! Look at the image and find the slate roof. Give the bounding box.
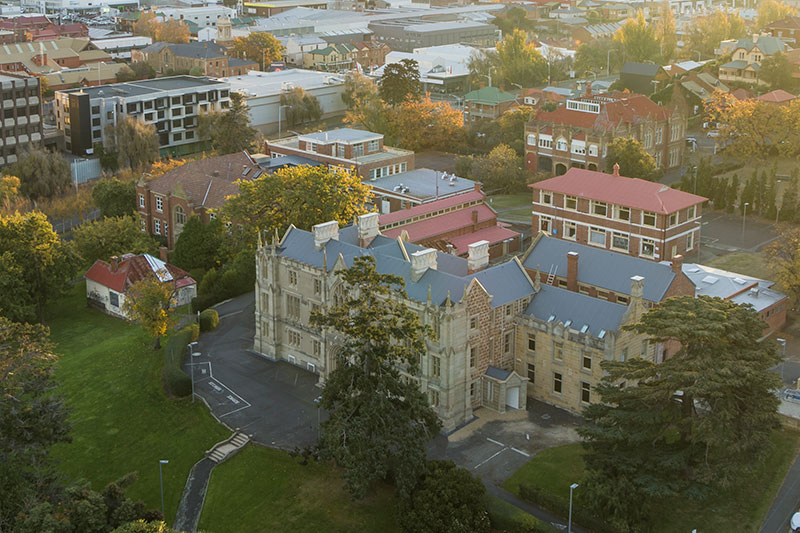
[727,35,787,55]
[522,235,678,302]
[85,253,195,294]
[166,41,227,60]
[524,284,627,336]
[485,366,511,381]
[531,168,707,214]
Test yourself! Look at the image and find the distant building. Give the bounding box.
[132,42,257,78]
[764,16,800,47]
[529,166,707,261]
[619,62,669,94]
[368,167,478,212]
[302,43,356,72]
[570,21,623,44]
[157,6,236,30]
[0,37,111,75]
[91,36,153,60]
[30,0,138,13]
[368,20,498,53]
[463,86,518,122]
[351,40,390,69]
[242,0,329,16]
[524,90,687,174]
[0,72,42,166]
[54,76,230,157]
[758,89,796,105]
[717,34,788,86]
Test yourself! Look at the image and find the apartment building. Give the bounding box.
[255,213,657,426]
[54,76,230,157]
[529,166,707,261]
[265,127,414,180]
[524,90,687,175]
[0,72,42,166]
[368,20,499,53]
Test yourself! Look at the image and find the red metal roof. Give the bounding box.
[759,89,796,103]
[530,168,707,214]
[382,203,497,241]
[448,225,520,255]
[85,254,196,294]
[378,189,485,226]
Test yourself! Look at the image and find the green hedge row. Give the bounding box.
[485,495,556,533]
[199,309,219,332]
[162,326,195,397]
[517,484,611,533]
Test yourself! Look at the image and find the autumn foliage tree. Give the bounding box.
[614,10,660,63]
[105,118,159,171]
[122,275,178,350]
[765,224,800,304]
[386,97,463,153]
[155,19,190,44]
[757,0,797,30]
[132,11,159,40]
[231,32,284,69]
[686,9,746,57]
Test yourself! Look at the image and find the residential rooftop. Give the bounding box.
[369,168,477,202]
[677,263,787,313]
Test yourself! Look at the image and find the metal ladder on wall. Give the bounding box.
[546,265,557,285]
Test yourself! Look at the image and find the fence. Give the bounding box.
[70,158,103,185]
[51,208,101,234]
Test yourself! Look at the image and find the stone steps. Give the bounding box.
[206,431,250,464]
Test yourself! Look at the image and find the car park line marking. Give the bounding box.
[195,360,253,417]
[511,447,530,457]
[219,310,244,320]
[486,437,505,447]
[473,447,507,470]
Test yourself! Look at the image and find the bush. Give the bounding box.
[485,495,544,532]
[199,309,219,332]
[162,327,193,397]
[186,323,199,342]
[517,484,610,533]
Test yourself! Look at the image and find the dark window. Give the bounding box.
[527,363,535,382]
[109,291,119,307]
[91,105,99,114]
[92,118,100,127]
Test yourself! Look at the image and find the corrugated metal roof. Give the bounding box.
[524,284,627,336]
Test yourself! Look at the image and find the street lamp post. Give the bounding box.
[606,49,615,77]
[778,338,787,385]
[776,179,783,225]
[568,483,579,533]
[277,104,290,139]
[314,395,322,440]
[158,459,169,519]
[742,202,749,244]
[692,165,697,195]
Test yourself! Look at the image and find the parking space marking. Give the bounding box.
[188,359,252,417]
[473,447,508,470]
[486,437,505,447]
[511,447,530,457]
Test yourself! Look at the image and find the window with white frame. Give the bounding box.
[139,194,145,208]
[616,205,630,221]
[687,205,696,219]
[612,232,629,251]
[556,137,567,151]
[353,143,364,157]
[539,136,552,149]
[641,238,656,257]
[669,212,678,226]
[589,227,606,246]
[571,141,586,155]
[565,195,577,210]
[686,231,695,250]
[541,191,552,204]
[155,196,163,212]
[527,134,536,146]
[588,144,598,156]
[669,148,679,167]
[368,139,379,152]
[655,152,662,167]
[655,127,663,144]
[564,221,577,240]
[154,219,161,235]
[337,144,345,158]
[175,205,186,225]
[643,130,652,149]
[592,201,607,216]
[429,389,440,407]
[540,216,551,233]
[602,144,607,157]
[642,211,657,226]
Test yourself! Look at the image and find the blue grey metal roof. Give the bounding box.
[262,154,321,170]
[524,285,627,336]
[523,236,676,302]
[468,260,535,308]
[369,168,477,201]
[485,366,511,381]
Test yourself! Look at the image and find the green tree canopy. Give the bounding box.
[495,29,547,88]
[470,144,526,193]
[605,137,659,181]
[574,40,619,77]
[12,149,71,200]
[579,296,781,531]
[757,0,797,29]
[202,92,259,155]
[280,86,322,127]
[491,6,533,35]
[122,276,178,349]
[379,58,422,106]
[171,216,230,272]
[73,215,158,266]
[686,10,747,58]
[92,178,136,218]
[231,32,284,69]
[760,52,795,91]
[613,10,659,63]
[310,255,441,499]
[105,118,159,171]
[655,0,677,63]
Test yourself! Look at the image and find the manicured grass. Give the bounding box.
[47,282,229,524]
[198,447,400,533]
[488,193,531,211]
[503,429,800,532]
[707,251,772,281]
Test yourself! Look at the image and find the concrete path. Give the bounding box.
[761,452,800,533]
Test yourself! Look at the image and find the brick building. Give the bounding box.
[265,128,414,180]
[132,41,257,78]
[524,90,687,175]
[529,166,707,261]
[765,16,800,47]
[463,86,518,122]
[136,151,263,248]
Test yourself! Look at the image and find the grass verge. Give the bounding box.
[47,282,229,524]
[503,429,800,532]
[707,251,772,280]
[198,447,399,533]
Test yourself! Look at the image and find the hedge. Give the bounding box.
[485,495,555,533]
[199,309,219,332]
[518,484,611,533]
[162,326,194,397]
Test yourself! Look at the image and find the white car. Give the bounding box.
[707,130,720,138]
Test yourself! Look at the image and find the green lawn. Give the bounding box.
[47,282,229,524]
[198,447,400,533]
[488,194,531,223]
[707,251,772,281]
[504,429,800,532]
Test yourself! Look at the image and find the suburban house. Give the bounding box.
[302,43,356,72]
[765,16,800,47]
[378,186,521,258]
[136,151,263,248]
[265,128,414,180]
[254,214,655,426]
[351,40,390,69]
[758,89,796,105]
[716,34,789,86]
[462,86,518,122]
[519,87,567,110]
[619,62,669,95]
[132,41,257,77]
[85,251,197,319]
[524,90,688,174]
[529,166,707,261]
[679,263,788,337]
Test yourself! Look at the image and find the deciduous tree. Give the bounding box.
[495,29,547,88]
[202,92,258,155]
[12,149,71,200]
[379,58,422,106]
[132,11,159,40]
[73,215,158,265]
[92,177,136,218]
[387,97,463,152]
[470,144,526,193]
[122,275,178,349]
[760,51,795,91]
[280,86,322,126]
[765,225,800,303]
[605,137,659,181]
[172,216,229,272]
[0,174,20,207]
[310,256,441,499]
[155,19,190,44]
[0,318,70,530]
[614,10,659,63]
[105,118,159,171]
[655,0,677,63]
[491,6,533,35]
[579,296,780,530]
[231,32,284,69]
[341,72,377,109]
[574,40,619,76]
[686,10,747,57]
[757,0,797,30]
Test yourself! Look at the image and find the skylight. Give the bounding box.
[701,275,718,284]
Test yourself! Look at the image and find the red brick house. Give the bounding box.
[525,90,687,175]
[352,40,390,69]
[136,151,263,249]
[765,16,800,47]
[530,166,707,261]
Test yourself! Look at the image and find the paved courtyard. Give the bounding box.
[699,210,778,262]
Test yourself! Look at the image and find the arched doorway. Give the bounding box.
[555,163,567,176]
[588,163,598,171]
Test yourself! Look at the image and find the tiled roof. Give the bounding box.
[530,168,707,214]
[85,253,195,293]
[522,235,677,301]
[533,92,670,132]
[765,16,800,30]
[146,151,261,210]
[759,89,796,103]
[382,203,497,241]
[379,189,485,225]
[524,284,627,336]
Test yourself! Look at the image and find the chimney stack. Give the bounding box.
[159,246,168,262]
[312,220,339,250]
[411,248,437,282]
[630,275,644,301]
[567,251,578,292]
[110,256,119,272]
[467,240,490,273]
[472,209,479,231]
[612,163,620,176]
[357,212,379,247]
[671,254,683,273]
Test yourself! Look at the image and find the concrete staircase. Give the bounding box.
[206,431,250,464]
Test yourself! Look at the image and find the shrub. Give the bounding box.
[517,484,611,533]
[186,323,199,342]
[199,309,219,331]
[162,327,193,397]
[484,495,543,532]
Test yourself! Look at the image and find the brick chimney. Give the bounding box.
[411,248,437,282]
[357,212,379,247]
[313,220,339,250]
[612,163,620,176]
[110,256,119,272]
[671,254,684,273]
[159,246,168,262]
[468,240,490,273]
[567,251,578,292]
[472,209,479,231]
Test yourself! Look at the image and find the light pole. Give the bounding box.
[778,338,787,385]
[158,459,169,519]
[188,342,199,402]
[606,49,615,77]
[277,104,290,139]
[314,395,322,440]
[776,179,783,224]
[696,51,702,62]
[568,482,579,533]
[742,202,749,245]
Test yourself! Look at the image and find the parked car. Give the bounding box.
[707,130,720,138]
